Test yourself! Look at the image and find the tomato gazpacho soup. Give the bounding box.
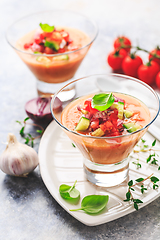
[61,92,151,165]
[16,23,91,83]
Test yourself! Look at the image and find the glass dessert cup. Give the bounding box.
[6,10,98,101]
[51,74,160,187]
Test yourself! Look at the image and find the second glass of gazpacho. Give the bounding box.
[6,10,98,101]
[51,74,160,187]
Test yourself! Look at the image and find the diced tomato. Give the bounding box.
[90,119,99,130]
[61,31,70,42]
[100,121,113,133]
[24,42,33,49]
[57,48,66,53]
[44,47,56,54]
[108,109,118,126]
[41,31,53,38]
[34,32,44,44]
[30,43,44,53]
[84,99,98,114]
[50,32,63,43]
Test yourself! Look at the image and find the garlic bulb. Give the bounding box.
[0,133,39,176]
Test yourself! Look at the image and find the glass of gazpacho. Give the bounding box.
[6,10,98,101]
[51,74,160,187]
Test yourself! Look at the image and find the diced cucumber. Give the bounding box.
[123,110,133,118]
[53,54,69,61]
[91,128,104,137]
[111,102,124,119]
[44,41,60,51]
[75,117,90,131]
[123,122,141,133]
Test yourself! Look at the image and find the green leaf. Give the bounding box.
[16,120,21,124]
[128,180,133,187]
[152,139,156,146]
[134,202,139,211]
[72,143,76,148]
[147,155,152,163]
[20,126,25,137]
[24,117,30,122]
[158,166,160,170]
[153,184,159,189]
[135,178,144,182]
[133,199,143,204]
[70,195,109,214]
[150,176,159,183]
[126,191,131,200]
[39,23,54,32]
[36,130,43,134]
[59,180,80,200]
[91,93,115,111]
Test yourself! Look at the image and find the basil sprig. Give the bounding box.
[59,180,80,201]
[39,23,54,32]
[91,93,114,111]
[70,195,109,214]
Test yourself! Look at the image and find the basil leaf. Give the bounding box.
[59,180,80,200]
[39,23,54,32]
[91,93,114,111]
[70,195,109,214]
[44,41,60,51]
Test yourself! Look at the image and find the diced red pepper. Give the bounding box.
[84,99,98,114]
[24,42,33,49]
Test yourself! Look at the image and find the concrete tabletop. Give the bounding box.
[1,0,160,239]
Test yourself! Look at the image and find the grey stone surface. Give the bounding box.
[1,0,160,239]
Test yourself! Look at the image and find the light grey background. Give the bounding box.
[1,1,160,239]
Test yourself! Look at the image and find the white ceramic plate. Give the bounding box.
[38,120,160,226]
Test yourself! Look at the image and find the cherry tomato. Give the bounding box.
[122,54,143,78]
[107,49,127,70]
[156,72,160,89]
[138,61,160,85]
[113,36,131,53]
[149,47,160,65]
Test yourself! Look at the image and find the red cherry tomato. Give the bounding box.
[34,32,44,45]
[50,32,63,43]
[149,47,160,65]
[122,54,143,78]
[113,36,131,53]
[156,72,160,89]
[138,61,160,85]
[107,49,127,70]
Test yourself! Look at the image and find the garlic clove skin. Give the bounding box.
[0,133,39,176]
